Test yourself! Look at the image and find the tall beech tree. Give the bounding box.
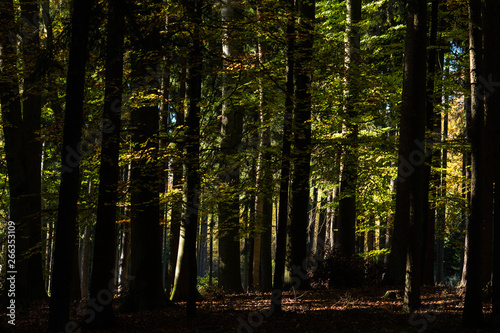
[47,0,93,330]
[395,0,427,312]
[84,0,125,328]
[273,0,295,314]
[119,0,167,311]
[0,0,45,305]
[484,0,500,317]
[337,0,361,257]
[289,0,315,287]
[172,0,203,316]
[218,0,244,292]
[463,0,485,327]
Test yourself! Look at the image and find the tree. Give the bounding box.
[47,0,93,330]
[484,0,500,317]
[289,0,315,288]
[462,0,485,327]
[273,0,295,314]
[118,0,167,312]
[171,0,203,316]
[218,0,244,293]
[337,0,361,257]
[84,0,125,328]
[396,0,427,312]
[0,0,45,305]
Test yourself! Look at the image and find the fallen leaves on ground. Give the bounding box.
[2,286,500,332]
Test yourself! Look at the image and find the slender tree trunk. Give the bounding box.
[463,0,485,327]
[172,0,203,316]
[399,0,427,313]
[422,0,441,286]
[273,0,294,314]
[47,0,93,330]
[255,35,273,291]
[167,61,186,297]
[461,97,472,287]
[84,0,124,327]
[218,0,244,293]
[436,105,448,284]
[338,0,361,257]
[289,0,315,289]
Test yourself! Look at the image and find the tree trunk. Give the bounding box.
[484,0,500,317]
[422,0,442,286]
[0,0,45,305]
[436,105,448,284]
[399,0,427,313]
[273,0,294,314]
[463,0,485,327]
[84,0,124,327]
[289,0,315,289]
[166,60,186,297]
[119,0,168,312]
[338,0,361,257]
[47,0,93,330]
[172,0,203,316]
[218,0,244,293]
[255,35,273,291]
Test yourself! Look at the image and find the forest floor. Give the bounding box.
[3,285,500,333]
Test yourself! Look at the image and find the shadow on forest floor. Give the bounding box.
[2,286,499,332]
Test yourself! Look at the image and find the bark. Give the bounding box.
[0,0,45,305]
[255,35,273,292]
[47,0,93,330]
[289,0,315,288]
[84,0,125,327]
[338,0,361,257]
[167,61,186,296]
[273,0,294,314]
[436,105,448,284]
[119,0,167,312]
[218,0,244,293]
[172,0,203,316]
[484,0,500,318]
[422,0,441,286]
[399,0,427,313]
[461,97,472,287]
[463,0,485,327]
[481,0,495,290]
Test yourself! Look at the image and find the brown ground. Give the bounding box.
[2,286,500,332]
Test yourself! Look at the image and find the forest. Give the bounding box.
[1,0,500,332]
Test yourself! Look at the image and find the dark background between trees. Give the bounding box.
[0,0,500,331]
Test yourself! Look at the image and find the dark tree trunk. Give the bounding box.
[289,0,315,289]
[385,0,427,290]
[337,0,361,257]
[84,0,125,327]
[255,35,273,292]
[398,0,427,313]
[0,0,45,305]
[47,0,93,330]
[484,0,500,318]
[119,0,167,312]
[172,0,203,316]
[463,0,485,327]
[273,0,294,314]
[422,0,443,286]
[218,0,244,293]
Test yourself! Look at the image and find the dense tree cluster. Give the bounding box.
[0,0,499,330]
